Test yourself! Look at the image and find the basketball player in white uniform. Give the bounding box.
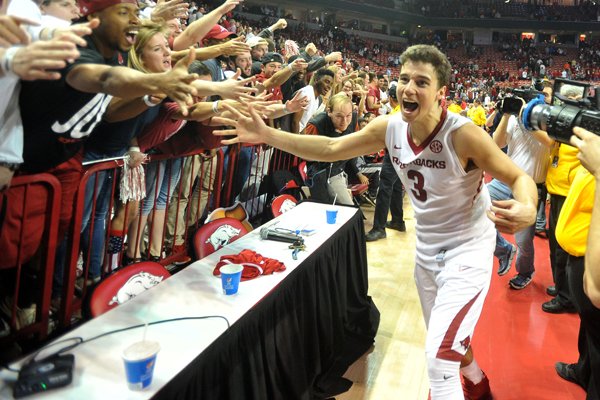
[213,45,538,400]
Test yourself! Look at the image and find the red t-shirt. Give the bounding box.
[255,72,283,102]
[366,86,380,114]
[137,102,186,153]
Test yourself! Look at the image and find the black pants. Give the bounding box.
[566,255,600,399]
[372,153,404,231]
[549,194,573,306]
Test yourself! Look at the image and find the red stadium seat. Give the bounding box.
[87,261,170,317]
[271,194,298,217]
[193,217,248,259]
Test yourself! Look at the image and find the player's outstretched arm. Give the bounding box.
[212,103,387,162]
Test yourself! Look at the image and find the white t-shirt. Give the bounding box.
[505,115,551,183]
[296,85,318,133]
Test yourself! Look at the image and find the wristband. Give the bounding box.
[0,46,21,78]
[212,100,220,114]
[129,146,140,152]
[284,102,292,114]
[142,95,158,107]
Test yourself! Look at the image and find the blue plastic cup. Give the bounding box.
[326,208,338,224]
[122,341,160,390]
[219,264,244,295]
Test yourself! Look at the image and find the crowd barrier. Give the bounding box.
[0,144,301,344]
[0,173,61,343]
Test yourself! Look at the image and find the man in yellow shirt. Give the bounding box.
[447,97,463,114]
[467,98,487,127]
[553,126,599,397]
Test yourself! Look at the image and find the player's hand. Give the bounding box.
[212,103,270,145]
[571,126,600,178]
[486,199,536,234]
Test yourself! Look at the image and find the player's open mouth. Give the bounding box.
[403,100,418,112]
[163,58,171,68]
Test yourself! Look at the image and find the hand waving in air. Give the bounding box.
[159,49,200,115]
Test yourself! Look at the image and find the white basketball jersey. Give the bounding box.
[385,111,495,270]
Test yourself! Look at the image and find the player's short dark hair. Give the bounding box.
[400,44,451,89]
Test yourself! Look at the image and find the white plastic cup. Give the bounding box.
[219,264,244,295]
[122,340,160,390]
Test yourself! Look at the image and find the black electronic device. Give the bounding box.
[13,354,74,398]
[260,227,304,244]
[521,78,600,143]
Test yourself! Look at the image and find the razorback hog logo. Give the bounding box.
[278,199,297,214]
[206,224,241,251]
[109,272,164,306]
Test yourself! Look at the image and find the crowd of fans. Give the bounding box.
[1,0,600,370]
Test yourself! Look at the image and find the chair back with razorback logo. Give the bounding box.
[87,262,170,317]
[271,194,298,217]
[193,217,248,259]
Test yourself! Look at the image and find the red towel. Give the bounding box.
[214,249,286,281]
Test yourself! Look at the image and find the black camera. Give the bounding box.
[521,78,600,144]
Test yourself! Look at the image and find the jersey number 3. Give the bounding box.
[407,170,427,202]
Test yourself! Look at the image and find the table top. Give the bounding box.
[0,202,358,400]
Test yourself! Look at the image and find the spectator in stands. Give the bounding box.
[39,0,80,24]
[292,68,334,133]
[302,93,367,205]
[365,82,405,242]
[467,98,486,127]
[447,97,463,114]
[366,73,386,114]
[80,19,172,283]
[0,13,81,191]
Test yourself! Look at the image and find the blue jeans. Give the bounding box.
[487,178,536,276]
[80,149,126,279]
[141,158,183,216]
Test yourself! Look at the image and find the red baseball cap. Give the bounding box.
[79,0,138,17]
[204,24,236,40]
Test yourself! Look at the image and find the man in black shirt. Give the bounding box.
[17,0,199,239]
[303,93,368,205]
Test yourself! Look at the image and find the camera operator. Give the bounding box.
[551,125,600,397]
[487,90,554,290]
[542,84,585,314]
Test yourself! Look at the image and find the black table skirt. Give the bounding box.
[154,210,380,400]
